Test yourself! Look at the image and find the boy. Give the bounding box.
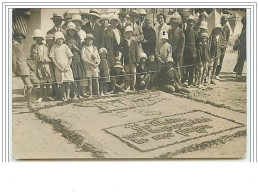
[119,26,139,91]
[12,28,40,107]
[81,33,101,98]
[158,57,190,94]
[136,53,150,90]
[110,60,126,93]
[146,53,159,89]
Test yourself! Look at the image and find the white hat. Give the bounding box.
[88,9,100,18]
[140,52,147,59]
[110,14,120,23]
[187,14,195,22]
[66,22,77,31]
[170,11,181,20]
[71,14,83,23]
[125,26,134,33]
[55,32,65,41]
[138,9,147,15]
[100,14,109,22]
[99,48,108,54]
[214,24,222,29]
[199,21,208,30]
[166,57,174,63]
[160,31,168,40]
[32,29,45,39]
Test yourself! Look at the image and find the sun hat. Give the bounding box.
[187,14,195,22]
[50,13,63,20]
[88,9,100,18]
[71,14,83,23]
[113,60,124,69]
[110,14,120,23]
[200,32,209,38]
[138,9,147,15]
[13,28,26,39]
[100,14,109,22]
[55,32,65,41]
[166,57,174,63]
[125,26,134,33]
[99,48,108,54]
[85,33,95,40]
[31,29,45,39]
[199,21,208,30]
[140,52,147,59]
[66,22,77,31]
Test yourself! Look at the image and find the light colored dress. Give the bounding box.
[49,43,74,84]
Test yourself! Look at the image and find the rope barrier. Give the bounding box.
[20,43,238,88]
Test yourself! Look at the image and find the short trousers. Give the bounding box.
[20,71,40,88]
[86,70,99,78]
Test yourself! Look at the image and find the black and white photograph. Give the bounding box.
[11,7,247,159]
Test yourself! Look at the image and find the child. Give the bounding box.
[158,57,190,94]
[49,32,74,102]
[66,22,85,99]
[30,29,53,102]
[155,32,172,71]
[136,53,150,90]
[12,28,40,107]
[110,60,126,93]
[99,48,110,96]
[81,33,100,98]
[209,25,224,84]
[146,53,159,89]
[197,33,211,88]
[46,34,58,99]
[119,26,139,91]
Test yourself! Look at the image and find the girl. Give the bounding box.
[66,22,85,99]
[49,32,74,102]
[99,48,110,96]
[81,33,100,98]
[30,29,53,102]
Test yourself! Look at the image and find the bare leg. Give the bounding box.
[66,82,71,100]
[88,78,93,97]
[61,83,67,101]
[95,78,100,96]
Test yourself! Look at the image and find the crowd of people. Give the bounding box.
[12,9,246,106]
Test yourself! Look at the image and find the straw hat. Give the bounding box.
[66,22,77,31]
[32,29,45,39]
[85,33,95,40]
[199,21,208,30]
[140,52,147,59]
[50,13,63,20]
[138,9,147,15]
[125,26,134,33]
[113,60,123,69]
[13,28,26,39]
[55,32,65,41]
[99,48,108,54]
[71,14,83,23]
[88,9,100,18]
[110,14,120,23]
[129,10,139,16]
[166,57,174,63]
[187,14,195,22]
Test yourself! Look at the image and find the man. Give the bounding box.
[81,9,102,49]
[168,12,185,77]
[47,13,66,35]
[180,11,190,31]
[215,14,231,80]
[182,15,199,87]
[142,18,156,56]
[12,29,40,107]
[193,13,207,31]
[137,9,147,29]
[117,10,127,33]
[61,11,72,31]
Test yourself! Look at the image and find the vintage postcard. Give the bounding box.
[12,8,247,159]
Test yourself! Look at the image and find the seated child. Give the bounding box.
[197,32,212,88]
[30,29,53,102]
[146,53,159,89]
[136,53,150,90]
[81,33,101,98]
[158,57,190,93]
[49,32,74,102]
[110,60,126,93]
[99,48,110,96]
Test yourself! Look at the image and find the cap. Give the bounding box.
[99,48,108,54]
[140,52,147,59]
[85,33,95,40]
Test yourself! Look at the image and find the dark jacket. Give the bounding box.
[158,66,181,87]
[82,22,102,49]
[110,68,126,85]
[119,38,139,65]
[168,27,185,58]
[209,34,224,58]
[47,26,66,36]
[184,28,199,58]
[142,26,156,55]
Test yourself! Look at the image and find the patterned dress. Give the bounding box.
[66,38,85,80]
